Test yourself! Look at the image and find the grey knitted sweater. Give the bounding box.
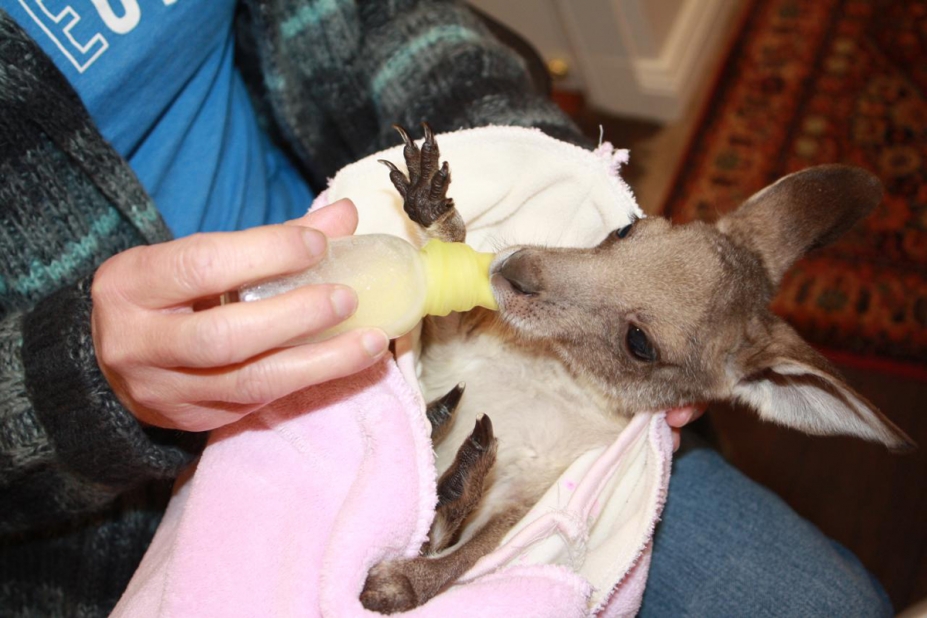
[0,1,585,615]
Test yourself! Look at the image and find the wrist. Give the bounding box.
[23,277,202,484]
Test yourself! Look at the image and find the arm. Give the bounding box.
[237,0,591,185]
[0,282,203,533]
[0,9,393,532]
[0,10,204,532]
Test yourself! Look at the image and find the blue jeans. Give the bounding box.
[640,445,893,617]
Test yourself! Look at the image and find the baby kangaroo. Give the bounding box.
[360,125,914,614]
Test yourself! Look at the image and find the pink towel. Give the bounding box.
[113,127,673,617]
[114,358,670,617]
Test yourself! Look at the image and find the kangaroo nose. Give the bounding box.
[498,251,542,295]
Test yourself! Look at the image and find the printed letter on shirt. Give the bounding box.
[89,0,140,35]
[17,1,108,73]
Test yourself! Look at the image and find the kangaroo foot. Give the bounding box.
[427,415,497,552]
[361,510,516,614]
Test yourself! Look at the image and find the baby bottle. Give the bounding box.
[233,234,498,342]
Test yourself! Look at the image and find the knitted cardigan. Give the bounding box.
[0,1,586,615]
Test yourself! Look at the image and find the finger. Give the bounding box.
[146,284,359,368]
[665,406,695,428]
[128,397,260,432]
[120,225,329,308]
[176,328,391,405]
[665,404,706,428]
[287,198,358,238]
[672,428,681,452]
[151,401,259,433]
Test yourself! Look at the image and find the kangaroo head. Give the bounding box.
[492,165,914,451]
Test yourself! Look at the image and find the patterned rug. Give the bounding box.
[662,0,927,367]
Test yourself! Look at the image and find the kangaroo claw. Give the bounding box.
[426,383,466,443]
[382,123,465,242]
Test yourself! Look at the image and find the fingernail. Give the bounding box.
[329,197,355,209]
[361,329,389,357]
[302,228,327,257]
[330,287,357,319]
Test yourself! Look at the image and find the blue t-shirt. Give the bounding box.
[4,0,313,237]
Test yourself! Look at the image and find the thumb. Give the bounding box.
[287,198,358,238]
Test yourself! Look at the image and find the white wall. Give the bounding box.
[470,0,743,122]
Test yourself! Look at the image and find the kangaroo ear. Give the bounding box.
[717,165,883,285]
[731,319,915,452]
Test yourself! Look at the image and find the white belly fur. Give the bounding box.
[418,315,630,543]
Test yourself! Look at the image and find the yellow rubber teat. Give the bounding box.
[420,239,498,317]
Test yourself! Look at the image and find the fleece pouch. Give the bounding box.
[113,126,672,617]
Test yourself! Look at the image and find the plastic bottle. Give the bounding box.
[233,234,498,342]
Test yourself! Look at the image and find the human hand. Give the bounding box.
[91,199,389,432]
[665,405,707,452]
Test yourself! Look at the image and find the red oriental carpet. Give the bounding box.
[662,0,927,369]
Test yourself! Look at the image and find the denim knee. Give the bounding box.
[639,447,893,617]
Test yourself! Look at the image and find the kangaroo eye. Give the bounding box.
[613,224,634,239]
[626,325,657,362]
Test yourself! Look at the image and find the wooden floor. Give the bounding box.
[565,102,927,611]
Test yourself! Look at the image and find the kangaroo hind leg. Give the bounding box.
[360,509,523,614]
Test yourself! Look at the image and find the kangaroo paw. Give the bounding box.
[427,415,498,552]
[379,123,465,242]
[360,562,418,615]
[426,383,465,443]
